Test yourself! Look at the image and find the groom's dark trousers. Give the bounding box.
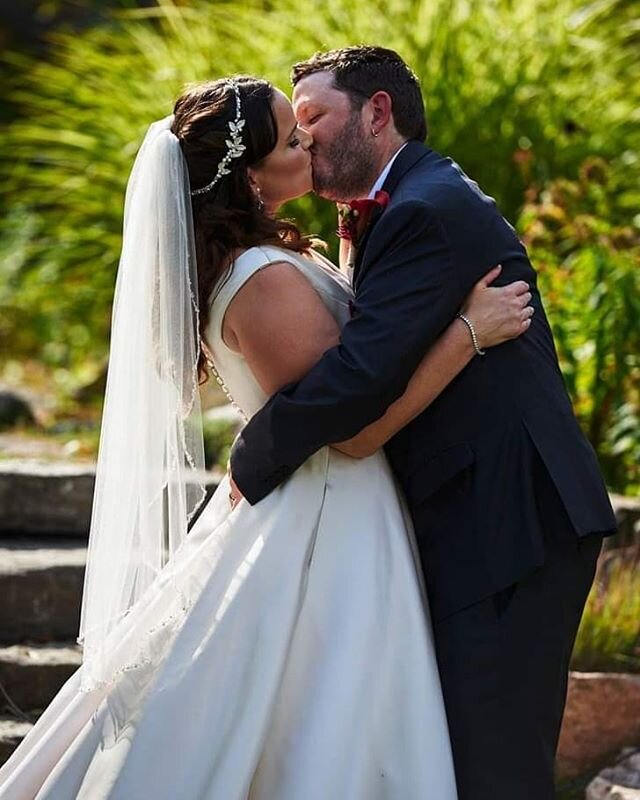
[230,141,616,799]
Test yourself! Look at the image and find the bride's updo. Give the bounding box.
[171,77,311,382]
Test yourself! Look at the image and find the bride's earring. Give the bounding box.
[254,183,265,213]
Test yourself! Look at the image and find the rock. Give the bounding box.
[0,458,219,537]
[557,672,640,779]
[587,749,640,799]
[0,391,35,431]
[0,717,33,766]
[0,460,95,536]
[587,778,640,799]
[0,644,81,711]
[609,494,640,549]
[0,538,86,643]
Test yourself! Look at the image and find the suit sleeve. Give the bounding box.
[230,200,465,504]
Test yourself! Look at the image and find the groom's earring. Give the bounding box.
[371,128,380,138]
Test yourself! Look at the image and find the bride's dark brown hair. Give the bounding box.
[171,76,313,383]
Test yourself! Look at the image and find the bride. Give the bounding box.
[0,76,532,799]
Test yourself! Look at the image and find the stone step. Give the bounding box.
[0,716,33,767]
[0,538,86,643]
[0,459,220,539]
[0,461,95,537]
[0,644,81,713]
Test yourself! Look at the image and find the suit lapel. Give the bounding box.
[352,141,432,289]
[379,140,431,196]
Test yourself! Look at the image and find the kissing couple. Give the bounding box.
[0,45,615,800]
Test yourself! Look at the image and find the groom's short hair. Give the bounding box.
[291,46,427,142]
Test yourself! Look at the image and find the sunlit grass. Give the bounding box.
[572,553,640,673]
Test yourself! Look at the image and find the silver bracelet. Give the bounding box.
[457,314,486,356]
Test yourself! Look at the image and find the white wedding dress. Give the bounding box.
[0,246,458,799]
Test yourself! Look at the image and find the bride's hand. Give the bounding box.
[461,265,534,349]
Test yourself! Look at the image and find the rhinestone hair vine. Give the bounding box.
[190,81,246,197]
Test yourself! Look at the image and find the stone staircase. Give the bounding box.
[0,462,93,766]
[0,459,219,768]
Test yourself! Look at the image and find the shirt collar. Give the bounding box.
[367,142,408,199]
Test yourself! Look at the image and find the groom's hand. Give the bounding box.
[226,433,245,509]
[228,474,244,509]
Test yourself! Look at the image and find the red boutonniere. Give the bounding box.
[337,190,390,248]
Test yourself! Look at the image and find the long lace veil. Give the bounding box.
[77,116,207,690]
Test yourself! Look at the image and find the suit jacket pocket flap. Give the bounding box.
[409,442,475,503]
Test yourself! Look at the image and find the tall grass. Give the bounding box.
[0,0,638,487]
[571,551,640,673]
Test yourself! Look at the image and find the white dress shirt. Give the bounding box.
[367,142,408,198]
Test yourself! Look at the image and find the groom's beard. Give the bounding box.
[311,113,379,202]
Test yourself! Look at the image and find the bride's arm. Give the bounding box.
[221,261,341,394]
[223,262,531,452]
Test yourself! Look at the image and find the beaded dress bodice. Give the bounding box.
[204,245,353,420]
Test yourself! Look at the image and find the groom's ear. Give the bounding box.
[367,91,394,135]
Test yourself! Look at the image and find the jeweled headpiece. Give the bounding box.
[190,81,246,197]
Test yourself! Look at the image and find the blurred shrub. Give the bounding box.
[519,158,640,494]
[202,416,238,471]
[0,0,638,488]
[571,549,640,673]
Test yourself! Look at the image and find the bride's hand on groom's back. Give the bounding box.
[461,265,534,349]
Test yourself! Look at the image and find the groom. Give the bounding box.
[230,46,616,798]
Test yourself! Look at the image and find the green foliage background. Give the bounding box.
[0,0,638,490]
[571,551,640,673]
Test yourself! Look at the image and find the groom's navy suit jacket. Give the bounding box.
[231,141,616,619]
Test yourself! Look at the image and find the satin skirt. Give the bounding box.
[0,449,457,799]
